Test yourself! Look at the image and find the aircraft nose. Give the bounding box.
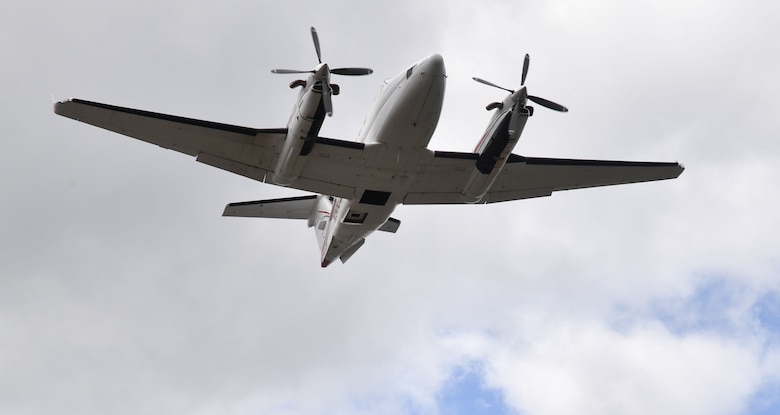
[420,54,446,77]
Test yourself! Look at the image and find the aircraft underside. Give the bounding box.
[53,27,684,267]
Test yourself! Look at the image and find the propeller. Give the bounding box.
[521,53,530,86]
[271,27,373,116]
[473,54,568,115]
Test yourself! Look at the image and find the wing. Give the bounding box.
[55,99,683,204]
[405,152,684,204]
[54,99,370,199]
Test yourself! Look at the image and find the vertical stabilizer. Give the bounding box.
[311,195,338,267]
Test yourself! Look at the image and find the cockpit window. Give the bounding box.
[406,65,416,79]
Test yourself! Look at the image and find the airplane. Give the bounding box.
[54,27,684,267]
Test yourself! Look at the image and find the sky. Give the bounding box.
[2,0,780,414]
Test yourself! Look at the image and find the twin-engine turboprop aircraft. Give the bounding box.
[54,27,684,267]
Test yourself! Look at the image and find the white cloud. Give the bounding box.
[485,321,766,415]
[2,0,780,414]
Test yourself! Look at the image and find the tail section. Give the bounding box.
[224,194,335,266]
[224,194,400,267]
[311,195,334,266]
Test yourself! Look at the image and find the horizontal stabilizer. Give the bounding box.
[223,195,317,219]
[378,217,401,233]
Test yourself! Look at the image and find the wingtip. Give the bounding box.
[52,99,67,115]
[52,98,76,115]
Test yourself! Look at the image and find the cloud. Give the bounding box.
[485,321,767,415]
[2,0,780,414]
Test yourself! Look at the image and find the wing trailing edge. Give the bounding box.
[404,151,684,204]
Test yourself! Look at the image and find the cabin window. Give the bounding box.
[406,65,416,79]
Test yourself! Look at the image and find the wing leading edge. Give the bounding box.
[405,153,684,204]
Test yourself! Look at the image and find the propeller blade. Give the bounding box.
[271,69,314,74]
[311,27,322,64]
[331,67,374,76]
[528,95,568,112]
[521,54,530,86]
[274,27,372,112]
[472,77,514,93]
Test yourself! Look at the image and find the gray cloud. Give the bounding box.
[2,0,779,414]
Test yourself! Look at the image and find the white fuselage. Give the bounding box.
[317,54,446,266]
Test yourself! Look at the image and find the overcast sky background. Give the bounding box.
[3,1,780,414]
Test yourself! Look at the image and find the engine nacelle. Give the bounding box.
[273,81,326,185]
[460,106,530,202]
[460,171,494,203]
